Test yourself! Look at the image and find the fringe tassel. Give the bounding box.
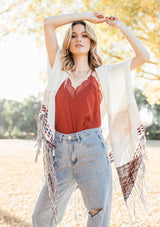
[125,159,148,226]
[85,207,88,223]
[126,199,135,227]
[43,139,58,225]
[72,189,78,225]
[34,111,58,224]
[34,115,44,163]
[80,189,83,218]
[125,141,148,226]
[115,125,148,226]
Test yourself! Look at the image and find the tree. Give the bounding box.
[134,88,160,126]
[134,88,160,139]
[134,88,149,111]
[4,100,22,138]
[0,0,160,104]
[0,99,9,136]
[18,95,41,136]
[143,81,160,105]
[149,104,160,126]
[0,95,41,138]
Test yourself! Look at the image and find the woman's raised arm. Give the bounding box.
[105,16,150,71]
[43,11,106,68]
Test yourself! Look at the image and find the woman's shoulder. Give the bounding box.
[95,57,133,72]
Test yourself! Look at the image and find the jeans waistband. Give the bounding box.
[54,127,102,143]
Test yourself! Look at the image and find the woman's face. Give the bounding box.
[69,24,91,56]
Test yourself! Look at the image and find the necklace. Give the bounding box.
[73,68,91,74]
[70,68,92,82]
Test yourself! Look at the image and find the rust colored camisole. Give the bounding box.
[55,71,103,134]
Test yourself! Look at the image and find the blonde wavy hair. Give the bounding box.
[60,21,103,71]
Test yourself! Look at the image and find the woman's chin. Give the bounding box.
[71,50,89,56]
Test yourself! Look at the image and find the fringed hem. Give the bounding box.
[117,124,148,226]
[43,139,58,225]
[34,105,58,224]
[34,104,55,163]
[124,158,147,226]
[34,114,44,163]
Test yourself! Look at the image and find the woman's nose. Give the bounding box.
[76,36,82,42]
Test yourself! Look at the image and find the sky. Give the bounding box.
[0,33,46,101]
[0,25,67,102]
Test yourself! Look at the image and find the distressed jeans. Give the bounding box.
[32,127,112,227]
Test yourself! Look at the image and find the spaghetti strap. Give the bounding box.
[90,70,94,76]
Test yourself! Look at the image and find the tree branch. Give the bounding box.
[141,69,160,80]
[104,52,122,60]
[147,60,158,65]
[137,75,159,81]
[0,0,25,15]
[0,31,10,37]
[103,50,158,66]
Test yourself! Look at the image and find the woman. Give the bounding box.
[32,11,150,227]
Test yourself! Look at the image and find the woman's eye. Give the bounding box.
[82,35,88,37]
[71,35,76,38]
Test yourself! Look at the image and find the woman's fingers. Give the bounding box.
[94,12,106,23]
[95,12,105,18]
[105,15,119,24]
[106,17,112,25]
[105,16,121,29]
[108,15,119,21]
[86,11,106,23]
[86,11,119,24]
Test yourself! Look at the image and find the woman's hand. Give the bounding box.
[105,15,125,29]
[85,11,106,24]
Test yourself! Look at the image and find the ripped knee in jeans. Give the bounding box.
[89,208,102,217]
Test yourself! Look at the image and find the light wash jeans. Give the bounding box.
[32,127,112,227]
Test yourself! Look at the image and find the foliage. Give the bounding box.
[0,99,9,136]
[0,0,160,104]
[19,96,42,135]
[0,96,41,139]
[1,0,159,60]
[134,88,160,139]
[134,88,150,111]
[0,99,23,138]
[0,89,159,139]
[135,88,160,125]
[143,81,160,105]
[145,123,160,140]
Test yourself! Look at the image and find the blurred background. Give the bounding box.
[0,0,160,140]
[0,0,160,226]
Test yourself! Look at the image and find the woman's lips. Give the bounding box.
[75,44,83,47]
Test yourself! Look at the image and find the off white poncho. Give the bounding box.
[35,47,147,226]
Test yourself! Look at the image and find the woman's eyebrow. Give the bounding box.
[72,31,87,34]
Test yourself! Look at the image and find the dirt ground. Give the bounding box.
[0,139,159,227]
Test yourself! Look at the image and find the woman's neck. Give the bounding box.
[73,54,90,72]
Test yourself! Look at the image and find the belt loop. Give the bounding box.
[76,133,81,143]
[60,134,63,143]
